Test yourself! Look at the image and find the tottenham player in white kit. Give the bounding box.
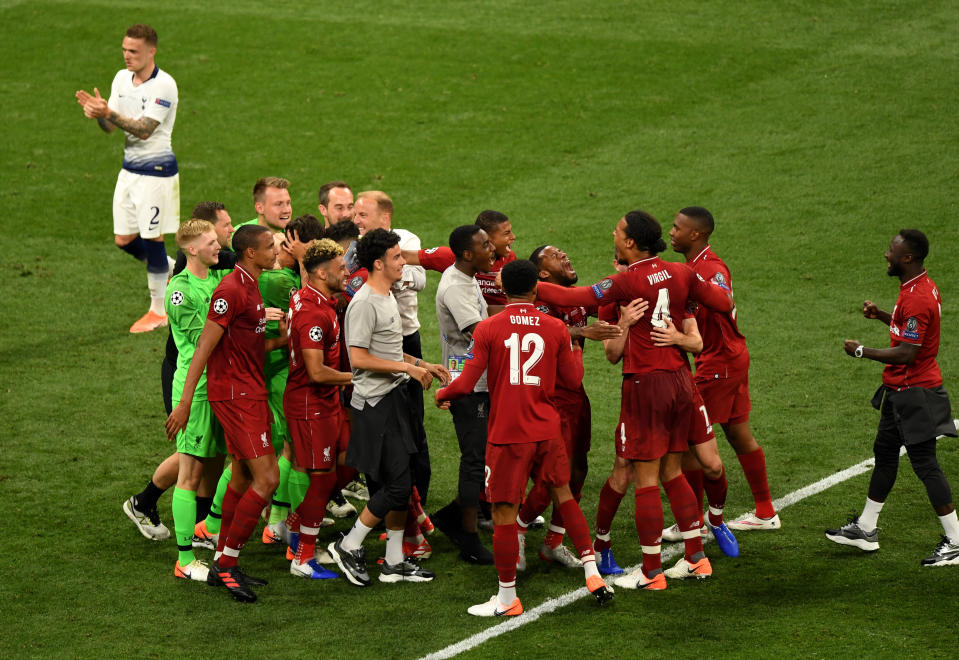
[76,24,180,333]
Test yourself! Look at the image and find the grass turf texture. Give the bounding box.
[2,0,958,657]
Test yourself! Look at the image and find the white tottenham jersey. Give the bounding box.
[108,66,178,177]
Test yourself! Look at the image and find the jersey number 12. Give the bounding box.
[504,332,544,385]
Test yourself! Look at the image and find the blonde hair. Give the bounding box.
[253,176,290,203]
[303,238,345,273]
[175,219,215,248]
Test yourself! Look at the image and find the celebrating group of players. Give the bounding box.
[78,24,790,614]
[117,176,781,612]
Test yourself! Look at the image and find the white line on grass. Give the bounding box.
[417,452,888,660]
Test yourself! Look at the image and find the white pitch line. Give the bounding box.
[417,452,886,660]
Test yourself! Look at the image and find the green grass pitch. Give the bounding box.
[2,1,958,658]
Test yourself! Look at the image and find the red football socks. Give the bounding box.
[493,523,519,585]
[220,488,267,568]
[634,485,663,574]
[663,475,704,560]
[738,448,775,518]
[594,479,625,551]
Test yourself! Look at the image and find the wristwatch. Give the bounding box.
[854,345,864,359]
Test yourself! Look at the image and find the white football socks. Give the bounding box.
[858,498,884,532]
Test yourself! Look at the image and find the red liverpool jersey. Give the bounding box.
[419,246,515,305]
[883,271,943,389]
[535,300,597,401]
[536,257,731,375]
[436,302,583,444]
[284,284,343,418]
[688,246,748,378]
[206,266,268,401]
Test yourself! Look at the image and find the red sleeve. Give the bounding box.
[555,324,584,391]
[208,280,243,328]
[296,307,331,351]
[689,271,732,313]
[897,294,932,345]
[437,322,490,401]
[598,303,618,324]
[343,268,369,301]
[419,247,455,272]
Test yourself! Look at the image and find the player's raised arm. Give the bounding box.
[862,300,892,324]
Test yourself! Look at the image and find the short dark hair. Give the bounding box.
[233,224,270,255]
[623,210,667,254]
[325,219,360,243]
[125,24,157,46]
[679,206,715,234]
[191,201,226,222]
[501,260,539,297]
[528,245,549,266]
[474,210,509,234]
[899,229,929,262]
[286,214,325,243]
[318,181,351,207]
[449,225,483,260]
[356,228,400,270]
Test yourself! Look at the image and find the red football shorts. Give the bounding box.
[688,385,717,446]
[616,369,694,461]
[555,388,591,457]
[288,409,348,471]
[486,437,570,504]
[210,399,273,461]
[695,354,751,425]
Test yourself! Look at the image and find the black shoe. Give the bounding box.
[432,502,464,545]
[459,532,494,565]
[589,583,615,607]
[379,557,435,583]
[328,536,371,587]
[208,563,257,603]
[330,490,348,507]
[233,566,268,587]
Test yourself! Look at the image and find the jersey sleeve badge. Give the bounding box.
[903,317,920,340]
[309,326,324,342]
[213,298,228,314]
[170,291,184,306]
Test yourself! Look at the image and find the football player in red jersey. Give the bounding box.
[403,210,516,308]
[283,239,354,580]
[514,245,622,570]
[536,210,733,589]
[436,259,613,615]
[668,207,780,533]
[827,229,959,565]
[166,224,288,602]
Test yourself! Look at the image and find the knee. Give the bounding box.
[114,234,135,248]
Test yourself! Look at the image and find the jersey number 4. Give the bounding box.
[504,332,544,385]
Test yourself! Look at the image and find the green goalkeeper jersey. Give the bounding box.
[259,266,300,381]
[167,267,228,402]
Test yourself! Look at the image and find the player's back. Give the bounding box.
[610,257,699,375]
[478,302,582,444]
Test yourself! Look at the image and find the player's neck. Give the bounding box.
[366,271,393,295]
[237,260,262,280]
[685,241,708,263]
[132,61,156,85]
[899,265,925,284]
[185,258,209,279]
[454,260,479,278]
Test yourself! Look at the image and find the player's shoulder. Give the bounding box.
[154,68,178,90]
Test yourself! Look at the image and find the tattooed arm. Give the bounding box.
[75,87,159,140]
